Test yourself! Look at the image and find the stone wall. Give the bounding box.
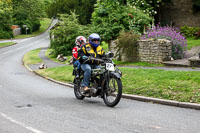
[137,39,172,63]
[160,0,200,27]
[110,39,172,64]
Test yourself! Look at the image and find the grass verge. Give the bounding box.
[36,65,200,104]
[187,37,200,50]
[23,48,43,65]
[0,42,16,48]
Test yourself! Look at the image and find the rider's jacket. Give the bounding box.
[78,43,105,65]
[70,46,80,64]
[72,46,79,59]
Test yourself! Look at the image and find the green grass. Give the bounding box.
[15,18,52,39]
[36,66,74,83]
[0,42,15,48]
[23,48,43,65]
[187,37,200,50]
[113,60,164,67]
[36,65,200,103]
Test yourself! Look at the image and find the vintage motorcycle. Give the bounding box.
[72,52,122,107]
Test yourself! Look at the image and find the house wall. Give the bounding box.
[160,0,200,27]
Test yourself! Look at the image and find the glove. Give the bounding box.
[82,55,88,60]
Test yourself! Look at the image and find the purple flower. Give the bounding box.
[141,25,188,59]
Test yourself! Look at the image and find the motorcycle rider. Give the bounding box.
[70,36,87,77]
[78,33,105,94]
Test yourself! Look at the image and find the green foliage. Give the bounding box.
[0,0,13,38]
[180,26,200,38]
[50,12,90,56]
[12,0,45,34]
[45,0,96,25]
[127,0,172,16]
[91,1,152,42]
[196,30,200,39]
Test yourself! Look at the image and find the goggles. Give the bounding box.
[91,39,100,42]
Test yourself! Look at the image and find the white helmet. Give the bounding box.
[75,36,86,47]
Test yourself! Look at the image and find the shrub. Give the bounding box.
[116,31,140,60]
[0,29,14,39]
[180,26,200,38]
[141,25,187,59]
[91,1,152,43]
[195,30,200,39]
[50,12,90,56]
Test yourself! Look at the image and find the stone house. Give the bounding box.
[159,0,200,27]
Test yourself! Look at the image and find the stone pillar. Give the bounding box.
[137,39,172,63]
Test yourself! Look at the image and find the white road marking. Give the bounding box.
[0,112,44,133]
[2,39,45,55]
[2,49,15,54]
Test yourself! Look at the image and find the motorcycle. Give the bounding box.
[72,52,122,107]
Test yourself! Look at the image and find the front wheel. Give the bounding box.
[103,77,122,107]
[73,78,85,100]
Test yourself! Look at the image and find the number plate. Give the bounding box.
[106,63,115,71]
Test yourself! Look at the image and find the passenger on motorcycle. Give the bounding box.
[78,33,105,94]
[70,36,87,77]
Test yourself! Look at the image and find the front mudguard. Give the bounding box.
[110,71,121,79]
[101,72,121,91]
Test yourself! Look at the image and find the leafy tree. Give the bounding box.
[12,0,46,34]
[0,0,13,38]
[91,0,152,43]
[46,0,97,24]
[50,12,90,56]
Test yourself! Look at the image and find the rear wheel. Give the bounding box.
[73,78,85,100]
[103,76,122,107]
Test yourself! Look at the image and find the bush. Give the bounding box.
[91,1,152,43]
[115,32,140,61]
[0,29,14,39]
[141,25,187,59]
[50,12,90,56]
[32,19,41,32]
[195,30,200,39]
[180,26,200,38]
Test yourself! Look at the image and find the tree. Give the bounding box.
[91,0,152,43]
[0,0,13,38]
[46,0,97,24]
[12,0,46,34]
[50,12,90,56]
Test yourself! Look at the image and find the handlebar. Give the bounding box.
[83,56,105,64]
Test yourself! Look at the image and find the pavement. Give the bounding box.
[163,46,200,67]
[21,46,200,110]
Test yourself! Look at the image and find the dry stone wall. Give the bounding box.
[110,39,172,64]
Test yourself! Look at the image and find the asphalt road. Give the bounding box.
[0,21,200,133]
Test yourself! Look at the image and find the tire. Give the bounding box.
[103,76,122,107]
[73,78,85,100]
